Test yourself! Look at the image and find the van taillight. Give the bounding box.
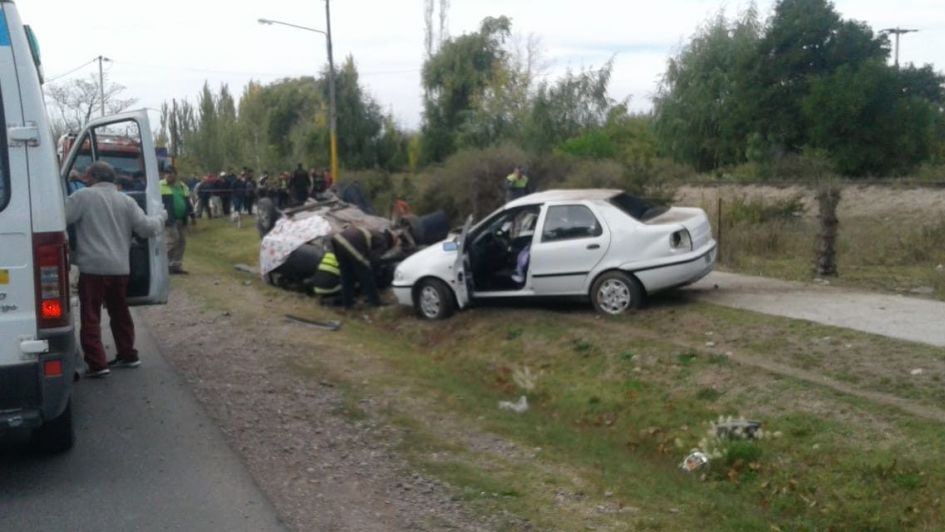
[33,232,70,330]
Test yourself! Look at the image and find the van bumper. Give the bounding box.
[0,330,77,430]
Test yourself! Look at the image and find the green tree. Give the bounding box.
[325,57,385,169]
[521,60,618,153]
[752,0,888,152]
[804,61,942,175]
[421,16,511,162]
[193,82,222,172]
[653,9,762,170]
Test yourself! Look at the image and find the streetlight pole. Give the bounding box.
[258,6,338,182]
[324,0,338,184]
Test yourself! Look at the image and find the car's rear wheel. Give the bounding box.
[32,399,75,454]
[590,271,644,315]
[414,278,456,320]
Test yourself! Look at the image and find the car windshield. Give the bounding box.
[73,153,143,179]
[609,192,668,221]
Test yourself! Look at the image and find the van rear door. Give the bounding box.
[0,4,41,369]
[60,111,169,305]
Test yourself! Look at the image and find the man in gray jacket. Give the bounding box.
[66,162,166,377]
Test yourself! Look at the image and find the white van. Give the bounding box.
[0,1,168,452]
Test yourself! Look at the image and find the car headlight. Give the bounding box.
[393,268,406,282]
[670,229,693,251]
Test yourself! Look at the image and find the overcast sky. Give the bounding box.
[15,0,945,131]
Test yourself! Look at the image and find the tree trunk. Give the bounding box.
[815,186,841,277]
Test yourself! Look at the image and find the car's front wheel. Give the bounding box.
[590,271,644,315]
[414,278,456,320]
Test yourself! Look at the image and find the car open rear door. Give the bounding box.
[452,215,473,308]
[60,110,168,305]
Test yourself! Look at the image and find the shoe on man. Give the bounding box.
[85,367,111,378]
[170,267,189,275]
[108,357,141,369]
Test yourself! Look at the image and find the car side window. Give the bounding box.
[541,205,602,242]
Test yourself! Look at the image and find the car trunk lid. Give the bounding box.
[644,207,713,249]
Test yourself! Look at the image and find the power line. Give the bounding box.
[45,57,97,83]
[107,59,419,78]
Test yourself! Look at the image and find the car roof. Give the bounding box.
[504,189,621,208]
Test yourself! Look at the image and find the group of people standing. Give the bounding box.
[182,165,334,219]
[188,168,257,219]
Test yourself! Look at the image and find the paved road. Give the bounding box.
[0,311,285,531]
[685,271,945,347]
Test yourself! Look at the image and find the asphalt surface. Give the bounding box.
[686,271,945,347]
[0,311,285,531]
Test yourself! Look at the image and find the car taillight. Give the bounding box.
[33,232,70,330]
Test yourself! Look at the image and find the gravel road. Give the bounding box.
[684,271,945,347]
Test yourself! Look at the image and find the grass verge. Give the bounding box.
[177,219,945,530]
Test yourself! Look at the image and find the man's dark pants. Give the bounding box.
[335,250,381,308]
[78,273,137,371]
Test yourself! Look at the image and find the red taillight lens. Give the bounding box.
[41,299,63,319]
[33,232,70,330]
[44,359,63,377]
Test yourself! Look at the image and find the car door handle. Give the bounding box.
[586,244,600,250]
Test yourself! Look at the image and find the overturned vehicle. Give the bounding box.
[256,185,449,293]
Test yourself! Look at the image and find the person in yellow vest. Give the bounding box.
[506,165,529,202]
[311,247,342,304]
[160,166,193,274]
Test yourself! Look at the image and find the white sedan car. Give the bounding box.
[392,189,716,319]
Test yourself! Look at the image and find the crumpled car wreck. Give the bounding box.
[256,188,448,294]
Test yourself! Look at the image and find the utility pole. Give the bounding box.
[324,0,338,183]
[96,55,110,117]
[881,28,919,68]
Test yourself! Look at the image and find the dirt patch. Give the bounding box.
[139,294,492,532]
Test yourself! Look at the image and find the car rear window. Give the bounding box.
[0,86,9,213]
[609,192,668,221]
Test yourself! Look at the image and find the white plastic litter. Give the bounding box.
[680,451,709,472]
[498,395,529,414]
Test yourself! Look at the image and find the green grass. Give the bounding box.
[179,219,945,530]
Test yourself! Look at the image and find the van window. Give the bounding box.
[0,86,9,213]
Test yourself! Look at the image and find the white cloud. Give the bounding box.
[17,0,945,131]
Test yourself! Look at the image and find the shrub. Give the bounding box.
[414,144,528,222]
[337,169,394,214]
[723,195,806,226]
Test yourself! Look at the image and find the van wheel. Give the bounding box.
[414,279,455,320]
[32,400,75,454]
[590,271,644,315]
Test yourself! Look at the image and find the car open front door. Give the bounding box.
[60,110,168,305]
[452,215,473,308]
